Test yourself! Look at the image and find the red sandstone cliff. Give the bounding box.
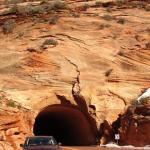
[119,105,150,146]
[0,0,150,149]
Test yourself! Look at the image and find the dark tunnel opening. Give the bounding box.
[33,105,98,146]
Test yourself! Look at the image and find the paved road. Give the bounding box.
[62,147,118,150]
[61,146,147,150]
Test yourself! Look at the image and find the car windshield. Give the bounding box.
[27,137,57,146]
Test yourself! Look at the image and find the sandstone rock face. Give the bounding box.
[0,106,34,150]
[0,0,150,149]
[0,0,149,124]
[119,105,150,146]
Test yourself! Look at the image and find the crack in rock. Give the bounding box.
[56,33,90,46]
[109,90,127,106]
[64,57,90,113]
[64,57,81,95]
[75,42,90,51]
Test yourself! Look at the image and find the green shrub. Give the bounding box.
[7,101,16,107]
[2,19,16,34]
[102,14,113,21]
[145,42,150,49]
[117,18,125,24]
[28,6,44,15]
[72,12,80,18]
[5,0,23,4]
[41,39,58,49]
[116,0,126,7]
[51,0,67,10]
[17,105,22,109]
[16,32,24,38]
[99,23,111,30]
[5,0,67,16]
[7,5,39,15]
[48,15,59,24]
[16,5,44,15]
[81,3,89,11]
[8,5,18,14]
[95,1,101,7]
[41,0,67,13]
[106,8,112,13]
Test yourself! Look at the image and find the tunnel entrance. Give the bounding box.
[33,105,97,146]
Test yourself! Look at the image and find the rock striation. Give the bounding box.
[0,107,34,150]
[0,0,150,149]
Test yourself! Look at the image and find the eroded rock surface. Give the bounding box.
[0,0,150,149]
[0,107,34,149]
[119,105,150,146]
[0,0,149,122]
